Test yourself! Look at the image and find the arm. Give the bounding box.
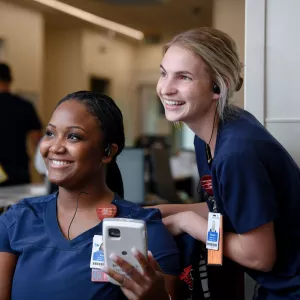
[176,211,276,272]
[224,222,276,272]
[0,210,18,300]
[0,252,17,300]
[148,202,209,219]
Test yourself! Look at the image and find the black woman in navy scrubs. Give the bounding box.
[0,91,180,300]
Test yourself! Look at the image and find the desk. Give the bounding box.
[0,183,47,207]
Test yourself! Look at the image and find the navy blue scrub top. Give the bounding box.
[0,193,181,300]
[195,108,300,299]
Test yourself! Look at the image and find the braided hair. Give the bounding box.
[57,91,125,197]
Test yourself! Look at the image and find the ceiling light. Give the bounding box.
[32,0,144,40]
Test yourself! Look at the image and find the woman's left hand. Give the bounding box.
[103,249,170,300]
[164,211,208,243]
[163,212,190,236]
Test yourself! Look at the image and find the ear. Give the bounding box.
[212,77,230,100]
[212,82,221,100]
[212,92,220,101]
[101,143,119,164]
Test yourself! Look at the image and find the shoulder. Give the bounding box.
[220,109,269,144]
[6,93,32,107]
[2,94,38,116]
[0,194,56,228]
[114,198,162,221]
[16,193,56,211]
[216,109,284,159]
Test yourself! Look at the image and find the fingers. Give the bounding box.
[103,266,139,295]
[102,266,125,285]
[147,251,163,273]
[108,253,147,286]
[162,216,174,232]
[162,216,171,226]
[131,248,156,278]
[103,250,167,300]
[106,249,161,285]
[162,215,182,236]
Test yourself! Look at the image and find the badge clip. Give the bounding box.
[96,204,117,221]
[206,213,223,266]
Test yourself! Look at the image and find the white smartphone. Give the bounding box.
[103,218,148,285]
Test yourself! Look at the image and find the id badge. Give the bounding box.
[90,235,109,282]
[206,212,221,250]
[207,212,223,265]
[0,164,8,183]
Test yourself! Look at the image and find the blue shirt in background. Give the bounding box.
[0,194,180,300]
[195,108,300,299]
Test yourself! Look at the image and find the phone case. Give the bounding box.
[103,218,148,285]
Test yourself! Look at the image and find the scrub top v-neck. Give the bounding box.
[0,193,181,300]
[45,193,109,250]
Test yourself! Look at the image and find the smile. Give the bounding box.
[50,159,72,167]
[164,100,185,106]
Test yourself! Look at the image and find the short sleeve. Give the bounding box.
[0,207,17,254]
[25,102,42,132]
[216,153,279,234]
[136,208,181,276]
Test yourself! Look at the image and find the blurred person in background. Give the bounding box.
[0,63,42,186]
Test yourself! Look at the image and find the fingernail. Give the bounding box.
[102,266,109,273]
[109,253,118,262]
[131,247,139,255]
[148,250,153,257]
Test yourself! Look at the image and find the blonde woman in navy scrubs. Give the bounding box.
[154,27,300,299]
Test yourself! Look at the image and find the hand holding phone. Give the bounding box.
[102,244,170,300]
[103,218,148,285]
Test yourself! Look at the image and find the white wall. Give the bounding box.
[245,0,300,165]
[43,28,85,122]
[0,1,44,114]
[82,30,137,144]
[212,0,245,108]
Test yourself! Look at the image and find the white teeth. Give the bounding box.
[52,160,70,166]
[165,100,185,106]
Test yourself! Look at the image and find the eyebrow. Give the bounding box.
[160,64,194,76]
[160,64,167,72]
[48,123,86,133]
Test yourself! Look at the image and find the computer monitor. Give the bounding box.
[116,148,145,204]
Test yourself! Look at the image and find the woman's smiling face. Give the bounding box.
[40,100,104,189]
